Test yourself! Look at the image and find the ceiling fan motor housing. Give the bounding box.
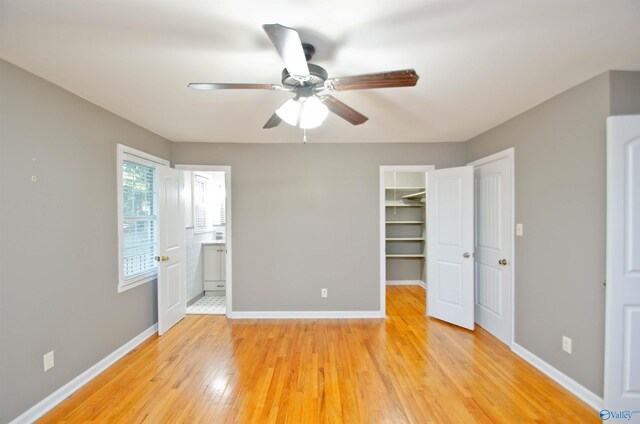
[281,63,328,88]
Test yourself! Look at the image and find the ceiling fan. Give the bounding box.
[189,24,419,130]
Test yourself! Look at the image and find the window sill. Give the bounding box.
[118,273,157,293]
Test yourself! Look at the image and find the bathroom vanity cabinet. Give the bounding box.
[203,243,226,291]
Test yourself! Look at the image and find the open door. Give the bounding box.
[427,166,474,329]
[604,115,640,411]
[471,150,514,346]
[157,166,187,335]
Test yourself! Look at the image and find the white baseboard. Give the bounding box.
[10,324,158,424]
[511,342,603,411]
[386,279,425,288]
[228,310,384,319]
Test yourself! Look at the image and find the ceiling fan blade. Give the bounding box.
[188,83,281,90]
[262,24,310,79]
[326,69,419,91]
[322,96,369,125]
[263,113,282,129]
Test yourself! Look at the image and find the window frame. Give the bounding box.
[117,144,169,293]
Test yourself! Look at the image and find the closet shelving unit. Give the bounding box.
[384,180,426,261]
[384,171,427,285]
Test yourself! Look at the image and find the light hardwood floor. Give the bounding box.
[39,286,598,423]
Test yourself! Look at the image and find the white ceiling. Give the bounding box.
[1,1,640,143]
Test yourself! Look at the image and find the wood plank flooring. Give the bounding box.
[39,286,599,423]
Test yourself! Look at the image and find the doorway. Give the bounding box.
[379,165,434,316]
[380,157,514,343]
[176,165,232,317]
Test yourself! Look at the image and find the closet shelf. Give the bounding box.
[385,187,425,191]
[401,190,426,200]
[385,221,424,224]
[386,238,425,241]
[386,254,425,258]
[385,202,424,207]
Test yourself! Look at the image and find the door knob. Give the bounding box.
[498,259,508,266]
[463,252,471,258]
[155,256,169,262]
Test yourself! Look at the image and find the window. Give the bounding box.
[117,144,168,292]
[193,173,212,233]
[193,172,226,233]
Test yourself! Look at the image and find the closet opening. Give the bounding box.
[379,165,434,316]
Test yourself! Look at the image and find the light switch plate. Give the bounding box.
[516,223,523,236]
[321,288,328,298]
[562,336,572,354]
[44,351,55,371]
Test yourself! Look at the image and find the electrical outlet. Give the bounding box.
[562,336,572,354]
[516,223,523,236]
[43,351,55,371]
[321,288,328,298]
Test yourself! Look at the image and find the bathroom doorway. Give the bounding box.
[175,165,232,316]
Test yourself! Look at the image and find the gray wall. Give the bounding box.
[0,60,172,423]
[610,70,640,116]
[172,142,466,312]
[465,71,640,398]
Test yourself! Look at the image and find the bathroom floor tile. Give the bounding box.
[186,295,226,315]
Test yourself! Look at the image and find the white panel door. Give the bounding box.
[473,156,512,345]
[427,166,475,330]
[157,166,186,336]
[605,115,640,411]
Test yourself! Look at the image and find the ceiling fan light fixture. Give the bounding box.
[299,96,329,129]
[189,24,419,133]
[275,98,301,126]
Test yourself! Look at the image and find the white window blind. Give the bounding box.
[194,173,211,233]
[122,159,157,280]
